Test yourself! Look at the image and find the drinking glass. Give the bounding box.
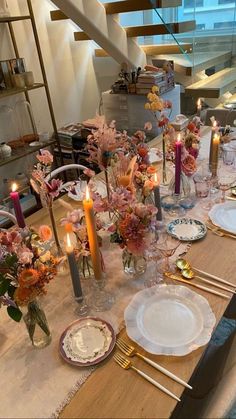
[154,232,181,272]
[222,144,235,166]
[218,174,236,202]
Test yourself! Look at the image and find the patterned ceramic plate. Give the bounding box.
[59,317,116,367]
[167,218,207,241]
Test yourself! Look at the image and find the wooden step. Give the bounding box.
[185,67,236,98]
[95,43,192,57]
[154,52,232,76]
[74,21,196,41]
[104,0,182,14]
[50,0,182,20]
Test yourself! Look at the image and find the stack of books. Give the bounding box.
[136,71,166,95]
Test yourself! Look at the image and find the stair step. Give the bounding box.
[185,67,236,98]
[50,0,182,20]
[104,0,182,14]
[95,43,192,57]
[154,52,232,76]
[74,21,195,41]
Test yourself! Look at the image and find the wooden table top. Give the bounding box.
[25,127,236,419]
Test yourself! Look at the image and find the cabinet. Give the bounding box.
[0,0,63,167]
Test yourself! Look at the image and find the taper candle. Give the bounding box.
[210,133,220,176]
[209,120,218,170]
[10,183,26,228]
[83,186,102,281]
[153,173,162,221]
[196,98,201,117]
[175,134,182,195]
[66,233,83,301]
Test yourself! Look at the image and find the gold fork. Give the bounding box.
[116,338,192,389]
[113,353,180,402]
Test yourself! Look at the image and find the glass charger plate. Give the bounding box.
[209,202,236,234]
[59,317,116,366]
[124,285,216,356]
[167,218,207,241]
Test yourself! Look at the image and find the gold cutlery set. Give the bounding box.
[206,220,236,239]
[114,338,192,402]
[164,258,236,299]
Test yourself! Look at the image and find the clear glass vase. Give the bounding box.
[23,299,51,349]
[122,248,147,277]
[78,254,94,279]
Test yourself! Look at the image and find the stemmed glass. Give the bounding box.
[154,231,181,272]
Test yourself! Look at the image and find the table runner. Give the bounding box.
[0,128,228,418]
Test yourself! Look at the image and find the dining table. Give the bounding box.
[0,126,236,419]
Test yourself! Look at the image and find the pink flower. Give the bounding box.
[83,168,95,178]
[38,225,52,241]
[45,178,62,198]
[144,122,152,131]
[18,246,34,264]
[36,150,53,165]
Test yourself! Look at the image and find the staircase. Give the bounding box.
[49,0,236,101]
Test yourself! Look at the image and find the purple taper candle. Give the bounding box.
[174,134,182,195]
[10,183,26,228]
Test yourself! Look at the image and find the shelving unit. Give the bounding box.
[0,0,63,167]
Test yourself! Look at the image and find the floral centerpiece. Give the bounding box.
[0,225,60,347]
[92,186,157,277]
[144,85,172,185]
[30,150,63,254]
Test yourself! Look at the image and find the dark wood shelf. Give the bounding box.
[0,15,31,23]
[0,83,45,99]
[0,138,56,167]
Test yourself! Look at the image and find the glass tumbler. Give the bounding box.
[193,174,210,198]
[222,145,235,166]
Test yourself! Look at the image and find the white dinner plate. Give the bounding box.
[148,148,162,164]
[124,285,215,356]
[59,317,116,366]
[208,201,236,234]
[167,218,207,241]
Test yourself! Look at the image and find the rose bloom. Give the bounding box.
[18,268,39,287]
[38,225,52,241]
[144,121,152,131]
[18,247,34,265]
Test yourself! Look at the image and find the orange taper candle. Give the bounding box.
[83,186,102,281]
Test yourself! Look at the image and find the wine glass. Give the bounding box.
[154,232,181,272]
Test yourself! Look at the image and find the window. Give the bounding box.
[214,21,236,28]
[218,0,234,4]
[196,23,205,30]
[184,0,203,7]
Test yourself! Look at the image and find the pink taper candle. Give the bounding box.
[10,183,26,228]
[175,134,182,195]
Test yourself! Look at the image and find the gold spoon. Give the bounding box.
[176,258,236,294]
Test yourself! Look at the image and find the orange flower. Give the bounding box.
[146,165,156,175]
[38,225,52,241]
[14,286,35,305]
[19,269,39,287]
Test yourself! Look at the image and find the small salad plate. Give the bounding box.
[59,317,116,367]
[167,218,207,241]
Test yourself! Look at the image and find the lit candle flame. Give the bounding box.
[197,98,201,108]
[177,133,181,142]
[85,185,90,201]
[11,183,18,192]
[66,232,74,252]
[213,120,217,128]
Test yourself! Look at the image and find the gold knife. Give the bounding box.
[165,272,230,299]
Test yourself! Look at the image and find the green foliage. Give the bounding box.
[7,306,22,322]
